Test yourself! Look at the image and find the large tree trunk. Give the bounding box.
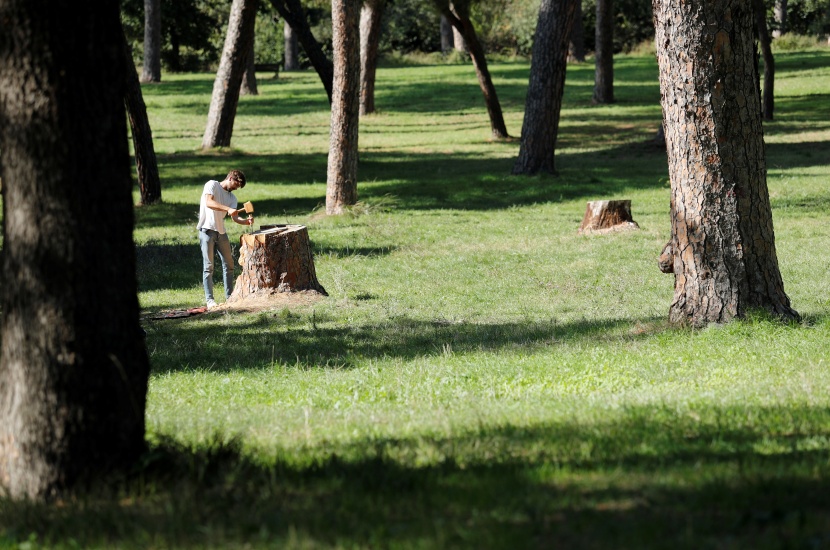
[123,26,162,205]
[753,0,774,120]
[0,0,150,500]
[773,0,787,37]
[593,0,614,103]
[440,14,454,53]
[241,32,259,96]
[283,19,301,70]
[141,0,162,82]
[653,0,798,326]
[269,0,334,102]
[568,1,586,63]
[326,0,361,215]
[202,0,258,149]
[439,1,509,139]
[360,0,385,116]
[512,0,579,175]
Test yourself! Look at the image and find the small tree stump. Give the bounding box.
[227,224,327,303]
[577,200,640,234]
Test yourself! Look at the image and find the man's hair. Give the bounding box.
[227,169,246,188]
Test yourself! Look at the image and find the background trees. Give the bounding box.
[0,0,150,499]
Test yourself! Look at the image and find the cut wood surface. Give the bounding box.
[228,224,327,303]
[578,199,639,234]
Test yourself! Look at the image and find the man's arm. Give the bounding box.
[204,193,238,216]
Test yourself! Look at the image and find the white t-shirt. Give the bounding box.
[197,180,238,234]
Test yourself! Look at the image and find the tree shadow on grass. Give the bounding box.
[146,315,666,374]
[3,404,830,548]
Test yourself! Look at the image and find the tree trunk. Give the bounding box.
[360,0,385,116]
[241,31,259,96]
[593,0,614,103]
[773,0,787,37]
[141,0,162,82]
[440,14,454,53]
[283,19,301,70]
[202,0,258,149]
[753,0,774,120]
[440,1,509,139]
[512,0,579,175]
[0,0,150,500]
[326,0,362,215]
[568,1,586,63]
[577,200,639,234]
[123,26,162,206]
[228,225,327,301]
[453,25,467,52]
[269,0,334,102]
[653,0,798,326]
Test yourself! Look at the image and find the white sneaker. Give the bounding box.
[206,299,219,309]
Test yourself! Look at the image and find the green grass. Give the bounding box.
[3,49,830,548]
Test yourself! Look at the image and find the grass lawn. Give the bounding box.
[2,48,830,548]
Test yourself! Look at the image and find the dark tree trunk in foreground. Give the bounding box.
[593,0,614,103]
[141,0,162,82]
[360,0,385,116]
[283,19,300,70]
[512,0,579,175]
[440,14,454,53]
[269,0,334,101]
[0,0,150,500]
[123,26,162,205]
[753,0,774,120]
[202,0,258,149]
[653,0,798,326]
[326,0,361,214]
[241,32,259,96]
[437,0,509,139]
[773,0,787,36]
[568,1,586,63]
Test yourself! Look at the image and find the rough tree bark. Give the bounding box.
[512,0,579,175]
[0,0,150,500]
[577,200,639,234]
[141,0,162,82]
[202,0,258,149]
[360,0,386,116]
[228,225,327,301]
[653,0,798,326]
[752,0,774,120]
[593,0,614,103]
[283,19,300,70]
[241,32,259,96]
[568,1,586,63]
[436,0,509,139]
[269,0,334,101]
[326,0,361,214]
[123,25,162,205]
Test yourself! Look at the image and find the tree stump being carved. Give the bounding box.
[577,200,640,234]
[228,224,327,302]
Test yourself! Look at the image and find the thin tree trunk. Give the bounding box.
[653,0,798,326]
[568,1,586,63]
[593,0,614,103]
[141,0,162,82]
[360,0,385,116]
[283,19,301,70]
[0,0,150,500]
[123,26,162,205]
[773,0,787,37]
[241,31,259,96]
[753,0,774,120]
[269,0,334,101]
[440,14,454,53]
[326,0,361,214]
[202,0,258,149]
[512,0,579,174]
[440,2,509,139]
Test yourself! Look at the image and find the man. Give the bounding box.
[197,169,253,308]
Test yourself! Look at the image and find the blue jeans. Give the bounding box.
[199,229,234,301]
